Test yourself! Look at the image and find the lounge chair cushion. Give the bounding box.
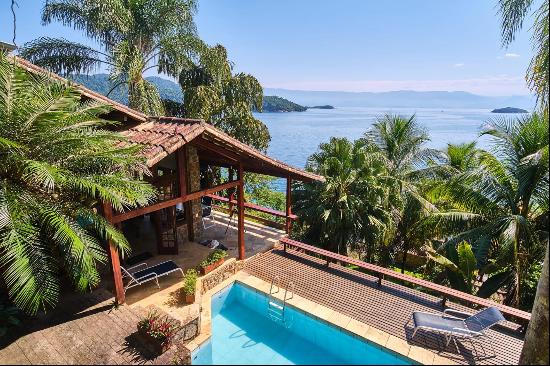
[412,312,468,334]
[132,261,180,281]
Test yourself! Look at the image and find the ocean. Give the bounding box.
[253,107,520,191]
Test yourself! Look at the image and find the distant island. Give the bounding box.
[491,107,529,114]
[262,96,307,112]
[262,96,335,112]
[308,105,335,110]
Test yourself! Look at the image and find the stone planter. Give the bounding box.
[200,258,225,275]
[137,327,171,355]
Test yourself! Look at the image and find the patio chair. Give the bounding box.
[121,260,184,293]
[409,306,505,356]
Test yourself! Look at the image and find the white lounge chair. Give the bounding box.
[409,307,505,356]
[121,260,184,293]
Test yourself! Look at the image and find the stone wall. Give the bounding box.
[199,258,245,294]
[186,146,203,241]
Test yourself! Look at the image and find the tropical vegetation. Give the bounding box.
[293,112,549,310]
[19,0,204,116]
[182,269,198,296]
[0,53,156,314]
[178,44,270,152]
[498,0,548,112]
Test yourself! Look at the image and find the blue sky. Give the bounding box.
[1,0,534,96]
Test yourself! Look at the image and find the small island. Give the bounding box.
[262,96,307,112]
[308,105,335,110]
[491,107,528,114]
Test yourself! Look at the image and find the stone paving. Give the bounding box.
[0,289,185,365]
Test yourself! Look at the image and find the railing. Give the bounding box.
[207,194,297,229]
[280,237,531,325]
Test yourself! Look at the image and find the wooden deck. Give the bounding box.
[244,248,525,365]
[0,290,182,365]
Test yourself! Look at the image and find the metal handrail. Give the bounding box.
[270,275,280,295]
[284,281,294,302]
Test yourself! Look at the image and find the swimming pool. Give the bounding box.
[192,282,412,365]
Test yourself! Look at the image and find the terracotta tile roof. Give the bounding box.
[13,56,324,182]
[121,117,325,182]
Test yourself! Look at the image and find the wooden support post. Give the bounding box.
[441,296,448,308]
[237,163,245,260]
[178,147,195,241]
[285,176,292,234]
[377,273,384,287]
[102,202,125,304]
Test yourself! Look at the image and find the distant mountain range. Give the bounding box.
[68,74,535,110]
[263,89,535,110]
[69,74,183,105]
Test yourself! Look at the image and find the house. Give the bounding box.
[13,55,324,304]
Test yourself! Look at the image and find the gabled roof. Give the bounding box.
[13,56,324,183]
[121,117,325,182]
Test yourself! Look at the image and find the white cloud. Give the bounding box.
[504,53,520,58]
[263,75,530,96]
[453,63,465,67]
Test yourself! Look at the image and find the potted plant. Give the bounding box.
[199,249,228,275]
[137,310,181,355]
[182,269,198,304]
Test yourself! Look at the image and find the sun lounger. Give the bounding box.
[121,260,184,293]
[409,307,505,355]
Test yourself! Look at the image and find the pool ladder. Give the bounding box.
[267,276,294,323]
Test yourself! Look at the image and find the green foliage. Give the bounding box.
[294,136,396,258]
[297,111,548,310]
[262,96,307,112]
[427,113,548,307]
[244,173,286,223]
[179,45,270,152]
[199,249,228,268]
[498,0,549,112]
[0,54,156,314]
[182,269,198,296]
[19,0,205,115]
[0,302,22,337]
[425,241,479,294]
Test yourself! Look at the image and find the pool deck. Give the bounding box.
[241,248,525,365]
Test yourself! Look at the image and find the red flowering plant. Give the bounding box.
[138,310,181,352]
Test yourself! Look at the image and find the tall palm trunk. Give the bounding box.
[519,244,549,365]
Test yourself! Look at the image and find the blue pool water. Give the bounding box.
[192,282,412,365]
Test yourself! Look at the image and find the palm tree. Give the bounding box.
[498,0,548,112]
[19,0,204,116]
[444,142,480,173]
[179,45,270,152]
[425,241,479,294]
[294,137,395,258]
[364,114,443,272]
[0,54,156,314]
[430,113,549,308]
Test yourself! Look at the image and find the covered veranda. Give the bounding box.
[102,116,324,304]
